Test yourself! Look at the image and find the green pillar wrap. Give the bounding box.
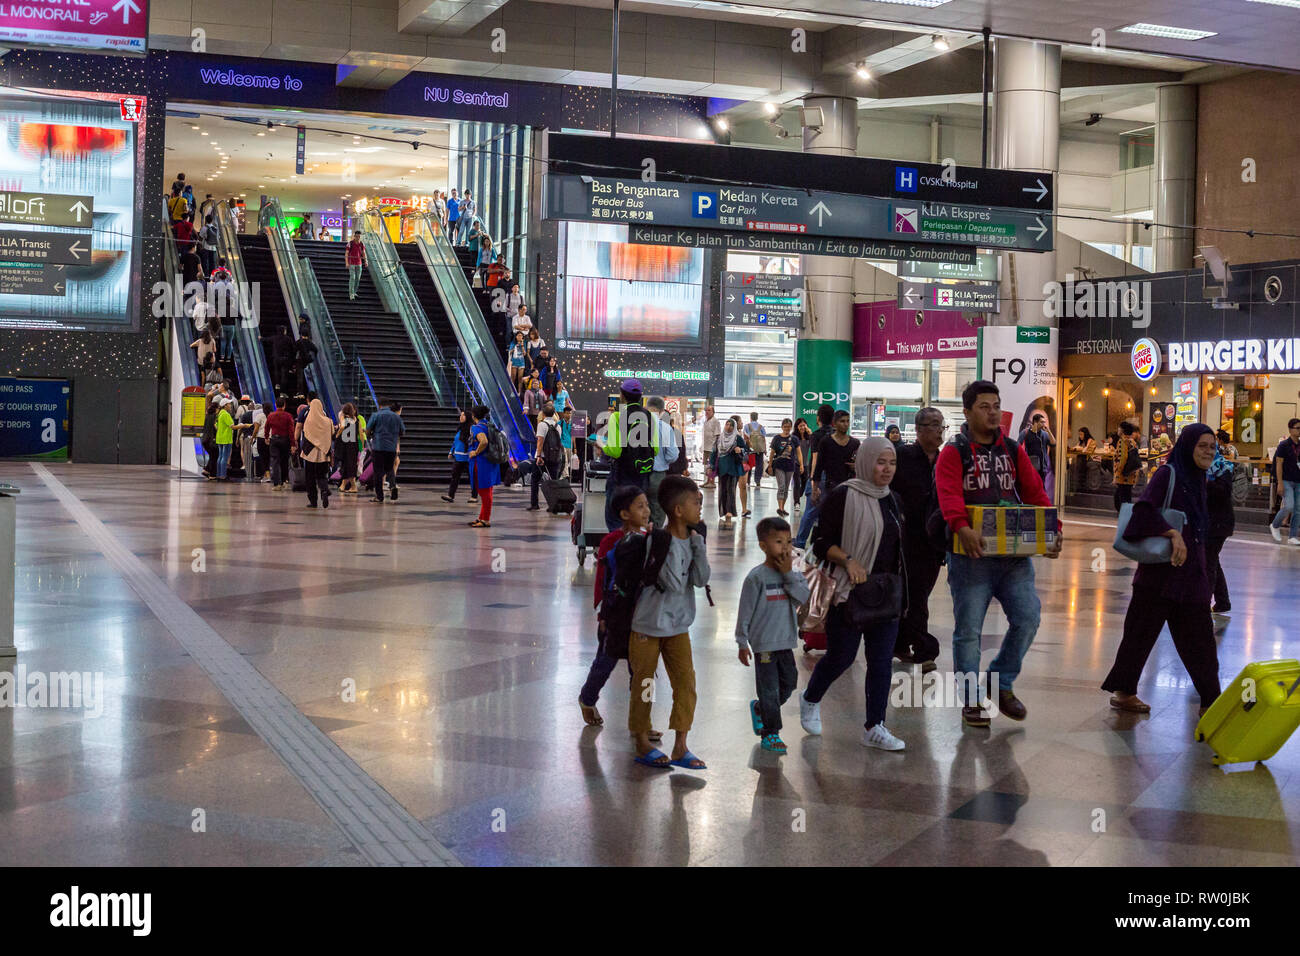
[794,337,853,424]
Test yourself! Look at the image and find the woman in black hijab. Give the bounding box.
[1103,423,1221,715]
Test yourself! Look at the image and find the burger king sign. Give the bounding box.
[1131,337,1161,381]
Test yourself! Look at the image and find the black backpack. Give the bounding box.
[618,405,657,479]
[924,432,1020,556]
[668,429,688,476]
[484,421,510,465]
[541,419,565,472]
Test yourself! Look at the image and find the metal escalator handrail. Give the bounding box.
[407,211,534,459]
[257,199,346,416]
[210,200,275,406]
[356,210,454,405]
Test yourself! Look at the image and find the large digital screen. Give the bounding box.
[0,88,143,332]
[556,221,705,353]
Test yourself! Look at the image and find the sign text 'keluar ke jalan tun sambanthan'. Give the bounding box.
[1166,338,1300,373]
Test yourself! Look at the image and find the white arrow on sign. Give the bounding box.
[68,201,90,224]
[726,294,735,302]
[903,285,920,304]
[727,313,735,321]
[113,0,141,23]
[808,200,832,227]
[1029,216,1048,241]
[68,240,87,260]
[53,282,64,293]
[1021,179,1048,203]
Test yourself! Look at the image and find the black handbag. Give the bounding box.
[847,572,904,628]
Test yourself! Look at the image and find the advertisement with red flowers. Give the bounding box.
[0,88,142,331]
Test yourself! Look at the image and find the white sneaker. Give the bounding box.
[1289,538,1300,546]
[862,724,905,751]
[1272,526,1283,542]
[799,693,822,735]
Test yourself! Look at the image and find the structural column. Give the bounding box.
[992,39,1059,326]
[1153,84,1197,272]
[795,95,857,423]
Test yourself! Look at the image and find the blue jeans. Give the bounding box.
[221,323,237,359]
[215,442,232,479]
[946,553,1041,701]
[793,478,824,549]
[1273,480,1300,531]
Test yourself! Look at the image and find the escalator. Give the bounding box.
[407,213,533,462]
[290,237,459,484]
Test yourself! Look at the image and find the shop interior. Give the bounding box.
[163,105,452,236]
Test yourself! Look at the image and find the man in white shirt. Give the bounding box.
[699,405,720,488]
[512,304,534,336]
[646,397,681,526]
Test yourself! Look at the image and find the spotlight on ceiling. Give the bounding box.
[855,63,871,80]
[1085,113,1102,126]
[932,34,949,51]
[714,117,729,132]
[762,102,778,117]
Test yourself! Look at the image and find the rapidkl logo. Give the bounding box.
[691,191,717,218]
[895,167,918,193]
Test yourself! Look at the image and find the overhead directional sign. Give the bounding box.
[0,0,148,54]
[0,230,92,266]
[898,279,998,312]
[545,132,1054,212]
[0,192,94,228]
[627,225,979,264]
[899,251,999,282]
[722,272,804,329]
[549,175,1053,253]
[0,263,66,297]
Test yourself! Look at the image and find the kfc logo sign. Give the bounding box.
[119,97,143,122]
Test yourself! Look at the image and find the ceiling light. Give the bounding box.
[1247,0,1300,6]
[190,125,200,130]
[1118,23,1217,40]
[714,118,729,132]
[855,63,871,80]
[931,34,949,51]
[762,102,778,117]
[256,131,265,137]
[200,132,208,136]
[867,0,950,5]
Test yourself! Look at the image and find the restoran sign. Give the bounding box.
[1166,338,1300,373]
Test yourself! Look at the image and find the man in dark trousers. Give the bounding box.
[267,324,295,396]
[294,329,319,395]
[368,399,405,503]
[598,378,659,531]
[891,406,946,671]
[793,403,835,550]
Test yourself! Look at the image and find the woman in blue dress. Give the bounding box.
[468,404,502,528]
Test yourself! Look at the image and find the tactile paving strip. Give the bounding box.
[33,464,460,868]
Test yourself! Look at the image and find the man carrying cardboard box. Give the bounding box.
[936,380,1062,728]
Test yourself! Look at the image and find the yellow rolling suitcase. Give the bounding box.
[1195,660,1300,765]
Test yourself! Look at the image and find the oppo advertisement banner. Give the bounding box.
[978,324,1059,448]
[0,376,70,459]
[794,338,852,425]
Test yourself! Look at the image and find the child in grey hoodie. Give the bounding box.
[737,516,810,754]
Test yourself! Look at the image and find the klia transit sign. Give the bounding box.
[0,0,147,54]
[1133,337,1300,375]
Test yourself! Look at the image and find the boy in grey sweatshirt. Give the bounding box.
[737,517,810,754]
[629,476,711,771]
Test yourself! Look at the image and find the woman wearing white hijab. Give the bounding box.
[710,416,749,528]
[301,398,335,509]
[798,437,908,750]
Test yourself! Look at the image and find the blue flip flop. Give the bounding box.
[633,748,672,769]
[669,750,707,771]
[749,700,764,736]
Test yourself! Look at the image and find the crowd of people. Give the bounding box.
[571,376,1248,766]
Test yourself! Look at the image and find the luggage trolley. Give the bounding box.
[572,439,611,567]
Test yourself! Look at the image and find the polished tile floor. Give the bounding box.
[4,462,1298,866]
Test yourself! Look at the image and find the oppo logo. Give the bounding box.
[803,391,849,404]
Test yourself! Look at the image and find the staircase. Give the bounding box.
[288,238,459,484]
[453,244,510,358]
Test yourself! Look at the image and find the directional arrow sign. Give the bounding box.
[0,263,67,297]
[897,279,999,313]
[722,271,805,328]
[1022,179,1049,204]
[1029,216,1049,241]
[0,192,95,228]
[113,0,142,24]
[0,231,93,266]
[808,201,832,227]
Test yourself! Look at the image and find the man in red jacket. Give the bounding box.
[936,379,1061,728]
